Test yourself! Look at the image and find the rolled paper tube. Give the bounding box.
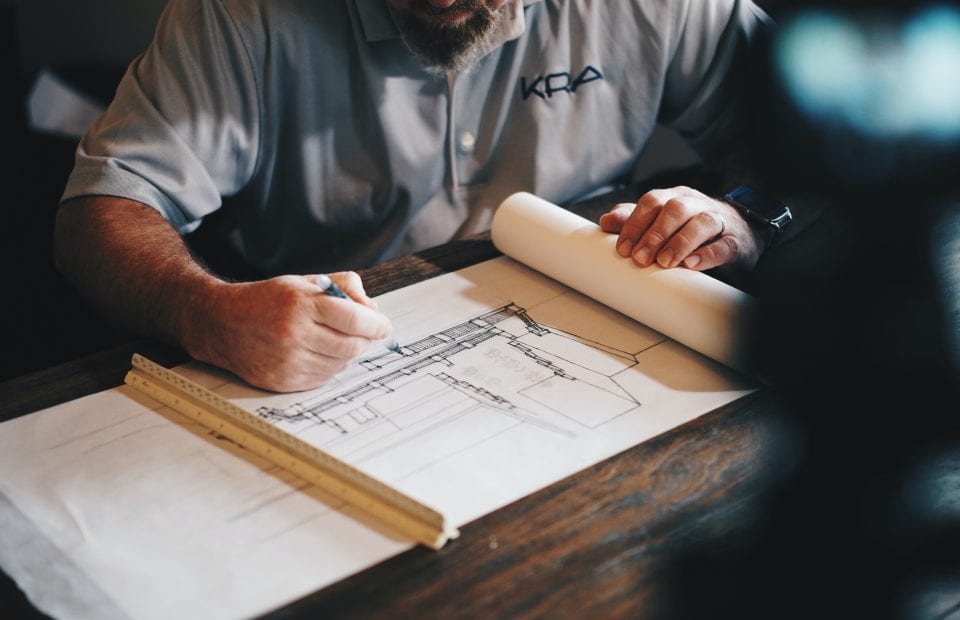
[490,192,755,374]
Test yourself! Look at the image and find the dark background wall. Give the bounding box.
[0,0,170,383]
[6,0,168,74]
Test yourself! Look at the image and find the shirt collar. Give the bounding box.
[356,0,543,43]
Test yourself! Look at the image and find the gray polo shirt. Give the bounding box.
[62,0,767,276]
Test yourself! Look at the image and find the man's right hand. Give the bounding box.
[187,272,394,392]
[55,197,393,393]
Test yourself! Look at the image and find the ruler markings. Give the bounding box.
[124,354,458,549]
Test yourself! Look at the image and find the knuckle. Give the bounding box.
[690,211,715,227]
[626,203,652,220]
[670,230,696,248]
[273,274,299,287]
[643,230,668,246]
[639,190,661,204]
[698,244,720,263]
[272,321,297,347]
[272,285,298,309]
[336,271,364,296]
[612,202,634,216]
[621,221,646,239]
[662,197,691,216]
[719,235,740,256]
[275,289,310,321]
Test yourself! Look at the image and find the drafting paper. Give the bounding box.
[491,192,754,371]
[0,197,757,620]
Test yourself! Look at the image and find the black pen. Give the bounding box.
[315,274,402,354]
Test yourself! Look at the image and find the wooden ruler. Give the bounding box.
[123,353,458,550]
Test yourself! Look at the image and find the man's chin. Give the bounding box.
[392,6,501,74]
[410,41,490,75]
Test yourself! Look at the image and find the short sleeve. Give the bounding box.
[60,0,261,233]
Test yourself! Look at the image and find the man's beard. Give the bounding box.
[390,1,504,74]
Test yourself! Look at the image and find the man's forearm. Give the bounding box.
[54,196,222,350]
[54,196,396,392]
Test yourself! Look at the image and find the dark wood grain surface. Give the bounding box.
[0,195,783,620]
[275,392,775,619]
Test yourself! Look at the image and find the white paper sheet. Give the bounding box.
[491,192,755,371]
[0,196,757,620]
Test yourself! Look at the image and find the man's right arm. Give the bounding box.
[54,197,394,392]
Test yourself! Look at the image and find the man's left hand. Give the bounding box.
[599,185,762,272]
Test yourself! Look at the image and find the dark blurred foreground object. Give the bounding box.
[661,3,960,618]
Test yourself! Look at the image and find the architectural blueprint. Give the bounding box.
[0,197,757,620]
[260,301,650,459]
[222,254,755,527]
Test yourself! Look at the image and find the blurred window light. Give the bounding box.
[904,7,960,136]
[776,5,960,140]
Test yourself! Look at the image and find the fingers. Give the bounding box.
[306,272,395,362]
[613,192,664,261]
[192,275,397,393]
[606,186,755,271]
[328,270,378,308]
[598,203,636,233]
[682,235,740,271]
[311,288,393,342]
[650,209,726,268]
[238,347,353,393]
[265,274,391,355]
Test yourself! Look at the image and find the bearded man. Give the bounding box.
[55,0,774,392]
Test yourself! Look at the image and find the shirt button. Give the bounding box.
[458,131,476,153]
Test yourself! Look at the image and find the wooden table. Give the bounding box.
[0,198,783,619]
[0,249,778,618]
